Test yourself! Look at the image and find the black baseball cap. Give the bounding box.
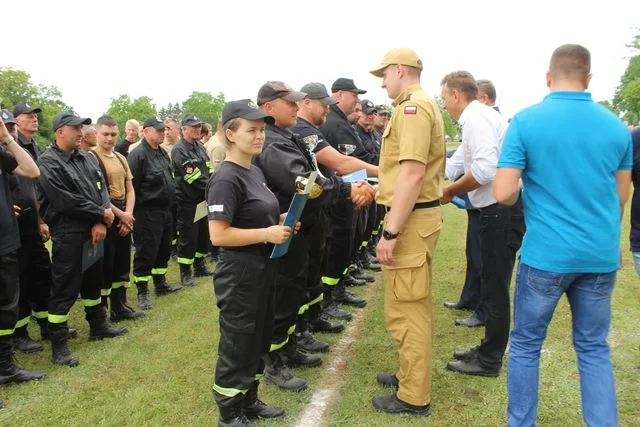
[375,104,391,116]
[1,109,16,125]
[52,110,91,131]
[360,99,377,115]
[257,81,307,105]
[300,83,338,105]
[181,114,203,127]
[331,78,366,94]
[13,102,42,117]
[222,99,274,125]
[142,116,166,130]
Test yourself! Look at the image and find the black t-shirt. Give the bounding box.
[206,161,280,251]
[0,147,20,256]
[292,117,332,178]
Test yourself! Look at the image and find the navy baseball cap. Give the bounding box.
[360,99,377,114]
[1,109,16,125]
[181,114,203,127]
[13,102,42,117]
[52,110,91,131]
[222,99,274,125]
[143,116,166,130]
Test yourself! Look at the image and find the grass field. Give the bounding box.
[1,204,639,426]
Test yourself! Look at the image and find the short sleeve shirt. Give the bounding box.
[93,150,132,201]
[377,84,445,206]
[206,161,280,250]
[0,147,20,255]
[498,91,632,272]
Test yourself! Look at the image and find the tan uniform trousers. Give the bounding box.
[383,207,442,406]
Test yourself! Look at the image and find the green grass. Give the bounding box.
[1,204,639,426]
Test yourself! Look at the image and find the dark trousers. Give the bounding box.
[476,201,524,370]
[176,203,209,265]
[49,231,103,325]
[213,249,276,402]
[459,209,483,314]
[0,251,19,335]
[323,200,354,283]
[102,206,132,295]
[298,218,328,327]
[17,232,51,325]
[132,207,172,281]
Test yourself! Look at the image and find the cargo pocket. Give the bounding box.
[386,253,428,302]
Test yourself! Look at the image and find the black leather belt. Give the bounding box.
[384,200,440,212]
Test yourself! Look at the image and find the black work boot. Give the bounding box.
[110,287,145,322]
[309,316,345,334]
[343,272,366,286]
[321,300,353,321]
[216,397,256,427]
[350,262,375,283]
[85,305,128,341]
[280,337,322,368]
[0,338,47,384]
[179,264,196,287]
[50,325,79,367]
[37,318,77,341]
[153,274,183,296]
[334,284,367,308]
[193,257,214,277]
[12,325,43,353]
[296,330,329,353]
[263,351,307,392]
[243,380,285,420]
[136,282,153,310]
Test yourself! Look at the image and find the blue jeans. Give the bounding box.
[507,263,618,427]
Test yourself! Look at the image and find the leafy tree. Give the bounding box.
[612,30,640,125]
[181,91,225,129]
[106,95,157,131]
[0,67,67,147]
[434,96,460,141]
[158,102,184,121]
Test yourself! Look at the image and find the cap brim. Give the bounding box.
[370,64,389,78]
[362,108,377,115]
[240,110,275,125]
[19,107,42,115]
[3,119,16,125]
[184,121,203,127]
[282,90,307,103]
[319,96,338,105]
[68,117,92,126]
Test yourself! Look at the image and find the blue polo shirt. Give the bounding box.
[498,91,632,273]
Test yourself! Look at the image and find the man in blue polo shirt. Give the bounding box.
[494,44,632,426]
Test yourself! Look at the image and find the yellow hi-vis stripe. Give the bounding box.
[287,324,296,335]
[151,267,168,275]
[0,328,15,337]
[321,276,339,286]
[307,293,323,306]
[32,310,48,319]
[177,257,194,265]
[361,241,368,247]
[270,337,289,352]
[342,267,349,275]
[48,313,69,324]
[185,169,202,184]
[83,297,102,307]
[297,304,309,315]
[212,384,247,398]
[134,276,152,283]
[15,316,30,329]
[112,281,128,289]
[101,288,112,296]
[195,252,207,258]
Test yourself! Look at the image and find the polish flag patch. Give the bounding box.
[404,106,417,114]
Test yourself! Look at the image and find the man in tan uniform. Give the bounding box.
[160,118,180,156]
[204,119,226,172]
[369,48,445,417]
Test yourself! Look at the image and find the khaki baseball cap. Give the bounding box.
[370,48,423,77]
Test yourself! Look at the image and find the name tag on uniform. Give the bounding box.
[208,204,224,213]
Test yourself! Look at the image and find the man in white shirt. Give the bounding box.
[440,71,524,377]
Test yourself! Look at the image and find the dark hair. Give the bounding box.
[441,71,478,102]
[549,44,591,79]
[96,115,117,127]
[222,118,241,148]
[476,79,496,102]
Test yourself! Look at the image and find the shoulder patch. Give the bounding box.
[208,204,223,213]
[404,106,417,115]
[302,134,319,151]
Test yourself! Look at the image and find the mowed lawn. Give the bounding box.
[1,204,639,426]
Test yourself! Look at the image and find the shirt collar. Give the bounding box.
[267,123,294,139]
[457,100,481,126]
[392,84,422,107]
[544,91,592,102]
[52,142,76,162]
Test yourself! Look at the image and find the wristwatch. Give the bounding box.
[382,229,399,240]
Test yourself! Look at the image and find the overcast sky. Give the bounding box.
[2,0,638,120]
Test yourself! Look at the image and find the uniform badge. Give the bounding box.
[404,106,417,115]
[302,135,318,152]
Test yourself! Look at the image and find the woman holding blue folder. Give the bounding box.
[206,99,299,427]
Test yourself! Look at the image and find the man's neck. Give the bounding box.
[183,137,196,144]
[298,113,317,128]
[19,129,33,140]
[96,146,113,156]
[145,139,160,150]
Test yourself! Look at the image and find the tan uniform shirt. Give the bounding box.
[377,84,445,206]
[160,139,178,157]
[92,150,132,201]
[204,133,226,171]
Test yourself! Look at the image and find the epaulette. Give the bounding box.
[398,93,413,105]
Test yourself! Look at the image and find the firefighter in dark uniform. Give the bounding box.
[127,117,182,310]
[38,111,128,367]
[254,81,374,392]
[9,104,57,352]
[208,99,289,427]
[0,117,46,405]
[172,114,214,287]
[319,78,376,309]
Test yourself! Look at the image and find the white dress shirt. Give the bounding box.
[456,100,508,208]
